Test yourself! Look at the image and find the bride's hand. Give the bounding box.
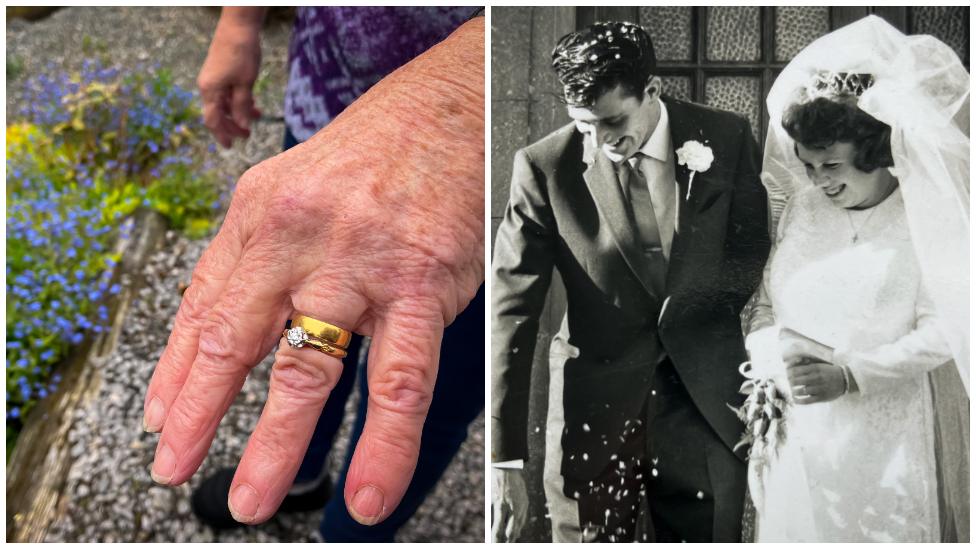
[786,361,846,404]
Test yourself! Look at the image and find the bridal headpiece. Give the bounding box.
[763,16,969,397]
[759,16,970,539]
[802,71,875,103]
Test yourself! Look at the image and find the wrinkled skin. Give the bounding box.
[143,17,484,527]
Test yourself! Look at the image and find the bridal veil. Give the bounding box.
[760,14,970,541]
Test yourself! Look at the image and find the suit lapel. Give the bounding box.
[663,97,738,299]
[664,97,694,284]
[583,143,661,301]
[664,97,718,291]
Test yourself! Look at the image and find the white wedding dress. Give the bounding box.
[750,185,951,542]
[747,15,970,543]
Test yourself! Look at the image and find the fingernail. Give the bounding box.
[229,483,261,523]
[151,443,177,484]
[349,484,385,525]
[143,396,164,433]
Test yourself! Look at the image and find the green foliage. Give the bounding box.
[7,60,224,436]
[145,163,221,239]
[6,54,24,81]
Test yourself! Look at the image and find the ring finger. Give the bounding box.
[228,288,367,523]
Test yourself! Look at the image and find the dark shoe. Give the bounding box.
[191,467,332,530]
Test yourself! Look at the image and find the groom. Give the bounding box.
[491,22,770,542]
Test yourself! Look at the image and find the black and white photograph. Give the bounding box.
[490,6,969,543]
[7,6,485,543]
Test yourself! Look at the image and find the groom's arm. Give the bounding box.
[722,117,771,313]
[491,149,556,463]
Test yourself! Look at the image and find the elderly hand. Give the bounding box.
[143,17,484,527]
[779,327,845,404]
[197,7,266,148]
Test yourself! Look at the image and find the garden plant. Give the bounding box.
[6,59,223,450]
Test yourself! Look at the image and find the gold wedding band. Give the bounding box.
[281,314,352,359]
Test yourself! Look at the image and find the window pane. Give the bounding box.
[775,7,829,62]
[706,7,761,62]
[639,6,693,62]
[704,76,761,141]
[661,76,692,101]
[913,7,969,65]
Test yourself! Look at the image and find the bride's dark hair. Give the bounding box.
[782,97,894,172]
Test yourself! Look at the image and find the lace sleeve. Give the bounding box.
[833,280,954,396]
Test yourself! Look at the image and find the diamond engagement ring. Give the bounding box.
[281,314,353,359]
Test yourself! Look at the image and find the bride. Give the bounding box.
[742,15,969,542]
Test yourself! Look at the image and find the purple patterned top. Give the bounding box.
[284,6,471,141]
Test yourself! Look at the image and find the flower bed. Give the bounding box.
[6,60,222,447]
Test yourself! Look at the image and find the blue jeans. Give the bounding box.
[283,129,484,541]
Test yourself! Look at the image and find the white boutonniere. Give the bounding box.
[676,140,714,200]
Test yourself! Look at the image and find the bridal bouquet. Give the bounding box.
[731,373,788,466]
[731,326,789,470]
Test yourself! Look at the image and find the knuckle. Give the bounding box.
[174,282,211,330]
[196,73,215,92]
[247,430,296,465]
[364,417,422,458]
[264,189,326,230]
[167,392,212,437]
[368,362,433,419]
[234,167,261,196]
[270,354,338,402]
[196,309,260,369]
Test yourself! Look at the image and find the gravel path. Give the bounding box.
[7,7,484,542]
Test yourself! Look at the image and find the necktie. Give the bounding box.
[620,153,668,294]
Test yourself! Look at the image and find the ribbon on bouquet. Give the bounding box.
[732,326,791,510]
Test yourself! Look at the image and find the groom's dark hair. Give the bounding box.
[783,97,894,172]
[551,21,657,108]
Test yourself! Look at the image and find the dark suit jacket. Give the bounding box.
[491,96,770,481]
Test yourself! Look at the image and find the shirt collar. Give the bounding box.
[632,99,670,164]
